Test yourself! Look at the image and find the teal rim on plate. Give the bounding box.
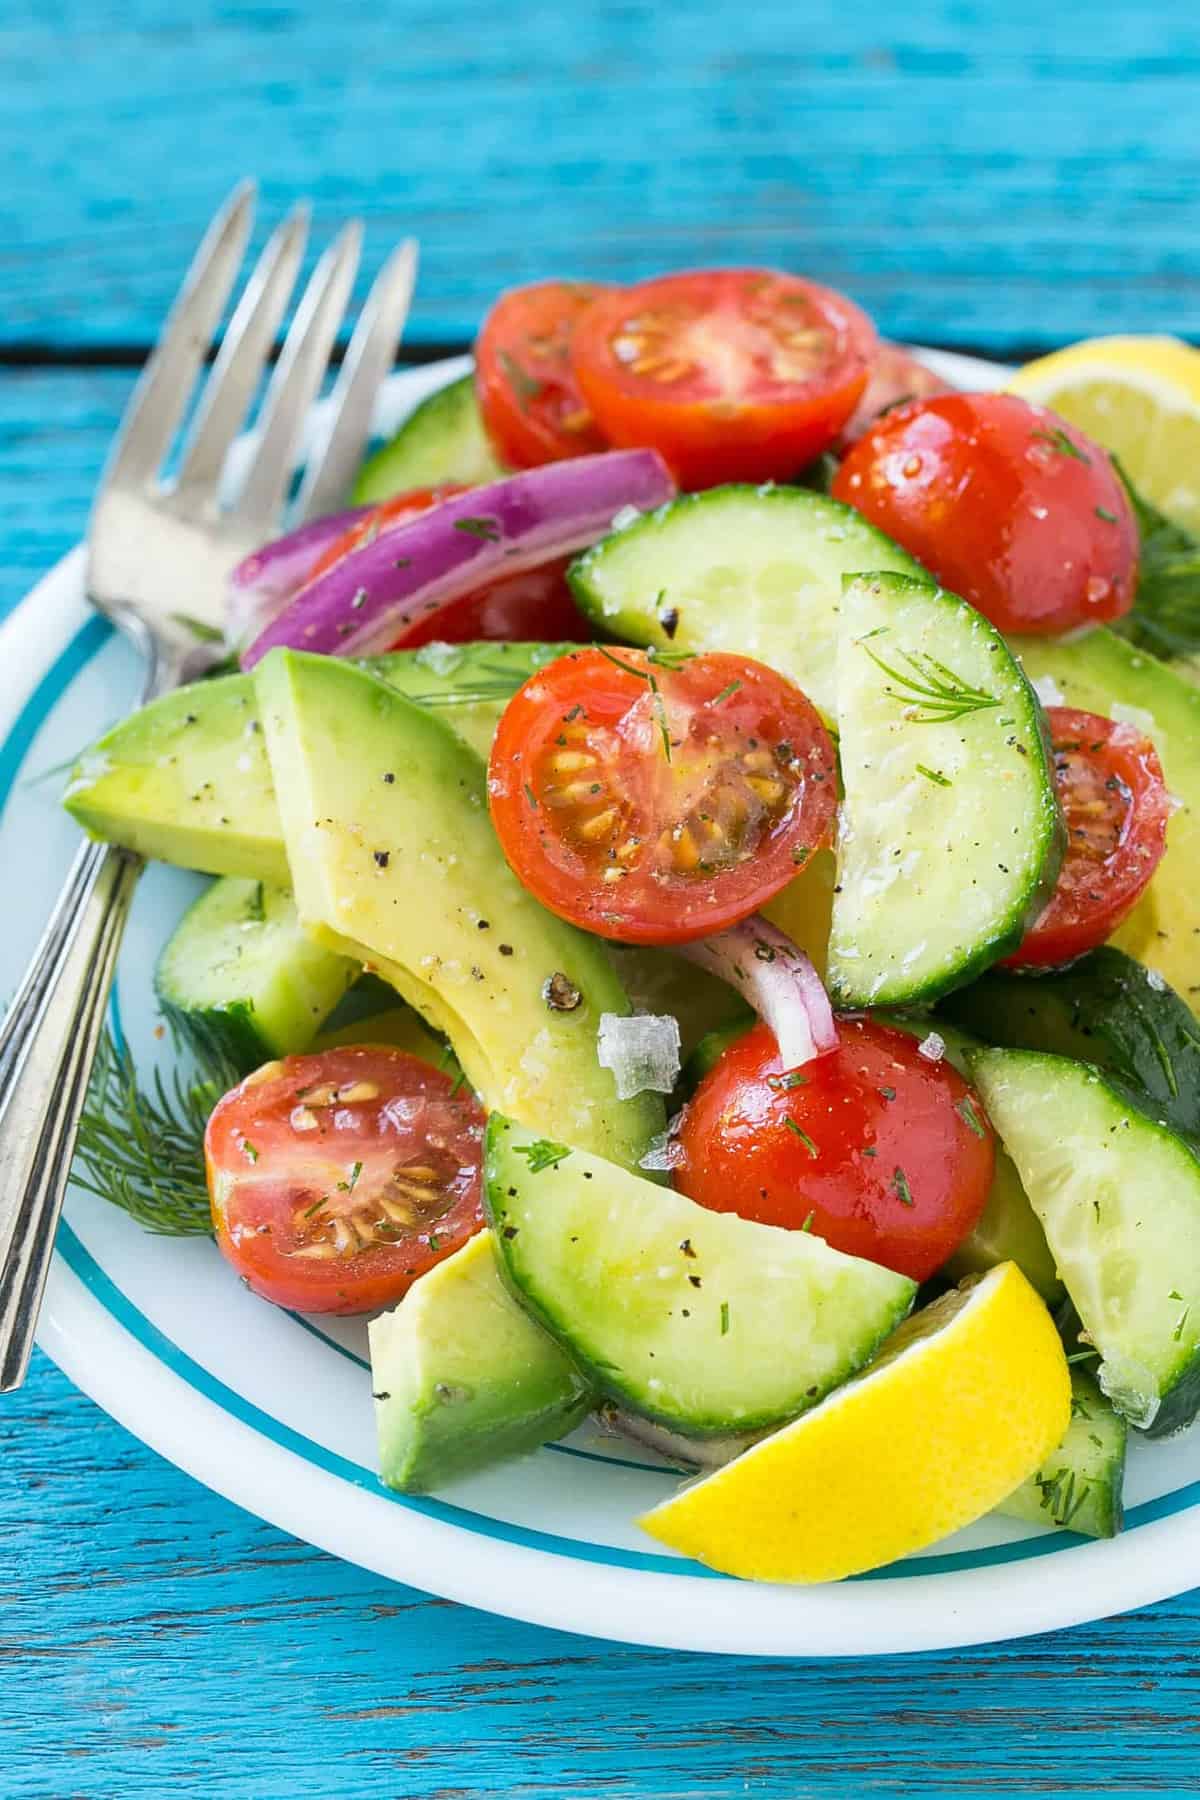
[7,607,1200,1595]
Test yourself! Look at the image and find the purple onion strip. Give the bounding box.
[678,916,838,1071]
[240,449,675,670]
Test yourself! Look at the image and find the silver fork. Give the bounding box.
[0,183,418,1392]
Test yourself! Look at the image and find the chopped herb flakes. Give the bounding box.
[955,1096,987,1138]
[454,516,502,542]
[783,1117,818,1157]
[513,1138,572,1173]
[916,763,952,787]
[1032,426,1091,464]
[720,1301,731,1336]
[892,1166,914,1207]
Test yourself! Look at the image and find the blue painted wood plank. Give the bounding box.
[2,0,1200,353]
[4,1344,1200,1800]
[0,368,134,622]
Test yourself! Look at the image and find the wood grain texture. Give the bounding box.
[3,0,1200,355]
[6,1346,1200,1800]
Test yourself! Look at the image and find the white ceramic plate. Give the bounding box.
[8,352,1200,1656]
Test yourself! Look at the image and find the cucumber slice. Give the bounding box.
[943,947,1200,1143]
[369,1232,591,1493]
[352,375,507,502]
[155,878,358,1074]
[829,574,1063,1008]
[996,1368,1126,1539]
[484,1114,916,1435]
[970,1047,1200,1435]
[568,486,922,719]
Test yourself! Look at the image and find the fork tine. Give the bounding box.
[295,238,419,522]
[230,220,363,534]
[101,182,256,494]
[173,204,310,506]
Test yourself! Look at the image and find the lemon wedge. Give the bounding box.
[1007,336,1200,532]
[639,1262,1070,1583]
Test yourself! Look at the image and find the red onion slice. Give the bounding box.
[240,450,674,670]
[227,507,368,649]
[677,916,838,1071]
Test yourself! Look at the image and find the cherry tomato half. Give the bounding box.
[205,1046,485,1315]
[475,280,613,467]
[569,269,877,488]
[673,1018,995,1283]
[836,341,955,449]
[832,392,1139,635]
[487,648,837,944]
[1004,706,1170,969]
[307,485,590,648]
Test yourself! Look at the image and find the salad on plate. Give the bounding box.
[63,268,1200,1583]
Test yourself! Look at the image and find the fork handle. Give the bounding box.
[0,840,142,1392]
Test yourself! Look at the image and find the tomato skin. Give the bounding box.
[205,1047,485,1315]
[836,341,954,448]
[307,485,590,648]
[673,1019,994,1283]
[832,392,1138,635]
[475,280,613,468]
[1004,706,1170,969]
[488,647,838,945]
[570,269,877,488]
[394,557,589,650]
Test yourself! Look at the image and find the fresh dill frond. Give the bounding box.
[861,642,1000,725]
[71,1028,236,1236]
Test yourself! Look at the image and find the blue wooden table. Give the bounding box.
[5,4,1200,1793]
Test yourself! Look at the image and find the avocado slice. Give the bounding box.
[64,641,575,882]
[485,1113,916,1436]
[1015,627,1200,1016]
[66,673,288,882]
[256,650,663,1167]
[368,1231,590,1493]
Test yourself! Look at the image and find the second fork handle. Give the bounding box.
[0,840,142,1392]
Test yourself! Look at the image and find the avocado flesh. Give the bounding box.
[368,1232,591,1493]
[65,674,288,883]
[63,642,574,881]
[1015,627,1200,1017]
[256,650,663,1168]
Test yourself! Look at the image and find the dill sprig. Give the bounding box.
[71,1028,236,1236]
[861,642,1000,725]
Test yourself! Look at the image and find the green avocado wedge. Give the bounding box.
[484,1113,916,1437]
[255,650,662,1168]
[369,1232,591,1493]
[64,641,574,882]
[971,1048,1200,1437]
